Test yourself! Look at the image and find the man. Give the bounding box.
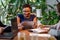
[17,4,37,30]
[49,3,60,40]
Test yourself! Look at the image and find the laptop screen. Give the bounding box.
[11,17,18,33]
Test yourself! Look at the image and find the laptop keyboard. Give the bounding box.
[0,32,13,38]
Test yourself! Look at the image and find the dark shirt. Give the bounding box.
[17,14,36,30]
[18,14,36,23]
[0,21,5,27]
[58,16,60,20]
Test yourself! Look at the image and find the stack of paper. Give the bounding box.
[30,33,51,38]
[30,28,47,33]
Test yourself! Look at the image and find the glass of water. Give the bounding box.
[18,32,26,40]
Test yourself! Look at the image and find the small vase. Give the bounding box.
[36,9,42,17]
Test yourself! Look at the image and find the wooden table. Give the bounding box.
[13,29,57,40]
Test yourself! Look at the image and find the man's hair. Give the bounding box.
[22,4,31,9]
[57,3,60,13]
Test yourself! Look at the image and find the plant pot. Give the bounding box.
[36,9,42,17]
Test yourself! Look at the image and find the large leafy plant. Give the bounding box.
[41,10,59,25]
[0,0,59,25]
[40,0,59,25]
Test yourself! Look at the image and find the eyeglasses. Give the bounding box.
[23,11,30,12]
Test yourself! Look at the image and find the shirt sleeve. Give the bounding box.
[0,21,5,27]
[17,14,23,18]
[32,14,36,20]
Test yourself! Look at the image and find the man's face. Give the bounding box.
[57,3,60,15]
[23,7,31,17]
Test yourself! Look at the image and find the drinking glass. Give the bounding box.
[18,32,26,40]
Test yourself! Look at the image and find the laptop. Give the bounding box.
[21,21,34,30]
[0,17,18,39]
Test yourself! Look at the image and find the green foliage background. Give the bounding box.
[0,0,59,25]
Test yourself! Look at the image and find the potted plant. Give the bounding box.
[35,0,59,25]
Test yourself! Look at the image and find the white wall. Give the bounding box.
[46,0,60,5]
[46,0,60,15]
[46,0,60,10]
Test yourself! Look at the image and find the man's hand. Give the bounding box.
[0,27,4,34]
[18,24,24,31]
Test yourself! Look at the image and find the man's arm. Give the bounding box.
[17,16,23,30]
[33,17,37,28]
[0,21,5,34]
[50,22,59,29]
[0,27,4,34]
